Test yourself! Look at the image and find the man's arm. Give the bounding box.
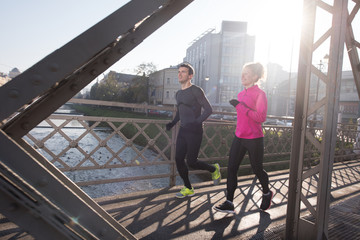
[193,86,212,123]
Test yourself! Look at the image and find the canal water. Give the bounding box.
[23,105,202,198]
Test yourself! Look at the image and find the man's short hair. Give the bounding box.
[179,63,195,76]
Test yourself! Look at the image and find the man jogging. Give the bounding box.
[166,63,221,198]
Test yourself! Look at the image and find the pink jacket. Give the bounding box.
[234,85,267,139]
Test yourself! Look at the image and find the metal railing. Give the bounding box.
[22,99,360,197]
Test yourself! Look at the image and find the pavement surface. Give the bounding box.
[1,160,359,239]
[96,160,360,240]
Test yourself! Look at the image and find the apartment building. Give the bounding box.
[183,21,255,107]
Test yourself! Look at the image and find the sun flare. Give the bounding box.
[246,0,303,71]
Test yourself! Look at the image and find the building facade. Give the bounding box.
[338,70,360,123]
[183,21,255,108]
[148,66,179,105]
[271,70,360,123]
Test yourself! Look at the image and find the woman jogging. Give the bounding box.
[213,62,273,213]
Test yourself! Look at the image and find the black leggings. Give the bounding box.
[226,136,270,201]
[175,127,215,189]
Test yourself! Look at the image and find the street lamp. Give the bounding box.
[314,54,329,126]
[203,76,210,99]
[315,54,329,102]
[218,79,223,111]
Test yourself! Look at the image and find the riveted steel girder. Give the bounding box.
[0,0,193,239]
[1,0,193,140]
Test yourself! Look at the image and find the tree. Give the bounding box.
[90,72,121,101]
[90,81,99,99]
[129,73,148,103]
[134,62,157,76]
[89,63,156,103]
[99,71,121,101]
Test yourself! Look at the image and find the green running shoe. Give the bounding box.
[175,187,195,198]
[212,163,221,185]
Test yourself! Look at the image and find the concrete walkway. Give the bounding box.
[96,160,360,240]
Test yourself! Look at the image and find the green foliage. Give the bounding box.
[134,62,157,76]
[90,62,157,103]
[72,104,169,120]
[90,72,122,102]
[128,74,149,103]
[201,124,235,159]
[89,81,99,100]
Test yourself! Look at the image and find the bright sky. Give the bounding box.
[1,0,333,82]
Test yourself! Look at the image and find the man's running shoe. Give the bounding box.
[213,200,235,214]
[175,187,195,198]
[212,163,221,185]
[260,190,274,211]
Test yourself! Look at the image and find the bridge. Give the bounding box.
[1,156,360,239]
[1,0,360,239]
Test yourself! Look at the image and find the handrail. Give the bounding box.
[22,99,360,198]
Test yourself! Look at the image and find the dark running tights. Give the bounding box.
[175,128,215,189]
[226,136,270,202]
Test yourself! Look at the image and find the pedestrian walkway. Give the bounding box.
[1,160,359,239]
[96,160,360,240]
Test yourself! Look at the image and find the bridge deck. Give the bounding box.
[1,160,360,239]
[96,160,360,239]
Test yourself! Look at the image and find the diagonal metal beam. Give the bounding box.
[16,137,137,239]
[0,0,194,238]
[1,0,194,140]
[0,0,169,123]
[345,1,360,97]
[0,129,134,239]
[0,165,80,240]
[285,0,317,237]
[314,1,347,238]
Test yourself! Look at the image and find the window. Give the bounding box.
[166,91,169,99]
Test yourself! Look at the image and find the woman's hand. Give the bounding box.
[229,99,240,108]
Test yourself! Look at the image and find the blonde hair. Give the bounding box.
[243,62,265,82]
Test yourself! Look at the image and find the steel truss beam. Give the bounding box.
[0,0,193,139]
[286,0,348,239]
[346,0,360,97]
[0,0,193,239]
[0,130,132,239]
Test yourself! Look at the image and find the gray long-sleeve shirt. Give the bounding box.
[171,85,212,127]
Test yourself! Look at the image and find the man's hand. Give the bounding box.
[166,122,175,131]
[229,99,240,108]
